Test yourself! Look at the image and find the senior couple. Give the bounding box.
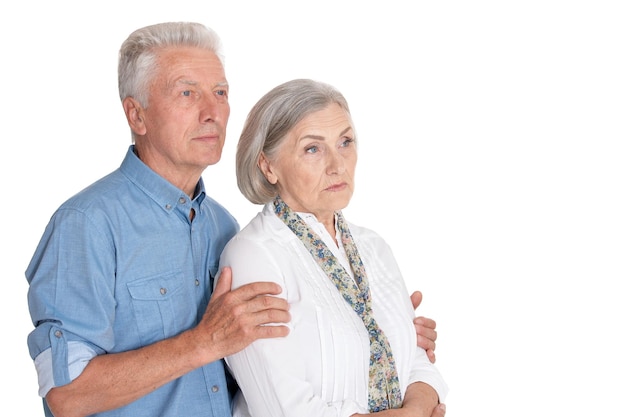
[25,22,447,417]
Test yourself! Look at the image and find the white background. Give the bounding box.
[2,1,625,415]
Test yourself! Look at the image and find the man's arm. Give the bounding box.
[45,268,290,417]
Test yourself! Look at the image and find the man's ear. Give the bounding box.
[122,97,147,136]
[258,152,278,184]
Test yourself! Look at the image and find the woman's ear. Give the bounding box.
[258,152,278,184]
[122,97,147,136]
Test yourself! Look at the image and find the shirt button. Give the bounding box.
[165,204,172,210]
[211,385,219,393]
[195,279,200,286]
[160,288,167,295]
[54,330,62,338]
[179,197,186,204]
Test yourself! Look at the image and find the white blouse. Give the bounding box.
[219,203,448,417]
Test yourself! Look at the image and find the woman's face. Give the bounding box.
[260,103,357,223]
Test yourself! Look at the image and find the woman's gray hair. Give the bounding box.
[118,22,224,108]
[236,78,354,204]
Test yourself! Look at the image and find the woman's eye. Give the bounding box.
[305,146,318,154]
[341,138,354,147]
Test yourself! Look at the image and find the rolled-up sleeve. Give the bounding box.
[26,207,114,395]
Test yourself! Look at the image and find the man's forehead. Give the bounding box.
[154,48,226,84]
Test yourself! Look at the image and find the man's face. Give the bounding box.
[134,46,230,185]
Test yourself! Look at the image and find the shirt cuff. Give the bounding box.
[34,341,97,397]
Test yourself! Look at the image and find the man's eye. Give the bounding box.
[182,90,192,97]
[216,90,227,96]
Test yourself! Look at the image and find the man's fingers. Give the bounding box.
[426,349,436,364]
[410,291,423,310]
[411,296,439,364]
[249,298,291,323]
[414,316,437,335]
[254,322,290,339]
[212,271,289,320]
[212,266,233,298]
[417,332,436,350]
[230,282,291,325]
[415,318,437,363]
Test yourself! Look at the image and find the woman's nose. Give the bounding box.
[326,151,346,175]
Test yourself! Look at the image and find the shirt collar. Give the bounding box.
[119,145,206,214]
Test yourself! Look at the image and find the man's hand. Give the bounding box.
[411,291,437,364]
[194,267,291,362]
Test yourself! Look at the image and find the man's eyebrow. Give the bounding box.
[174,80,228,89]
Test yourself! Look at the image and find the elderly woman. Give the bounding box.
[218,79,448,417]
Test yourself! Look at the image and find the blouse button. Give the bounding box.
[160,288,167,295]
[179,197,186,204]
[211,385,219,393]
[54,330,62,338]
[195,279,200,286]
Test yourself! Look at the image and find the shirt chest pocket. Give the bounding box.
[127,273,196,345]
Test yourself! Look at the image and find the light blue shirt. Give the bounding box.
[26,145,239,416]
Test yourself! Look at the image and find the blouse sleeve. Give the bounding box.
[218,234,368,417]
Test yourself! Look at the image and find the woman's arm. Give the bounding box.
[350,382,442,417]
